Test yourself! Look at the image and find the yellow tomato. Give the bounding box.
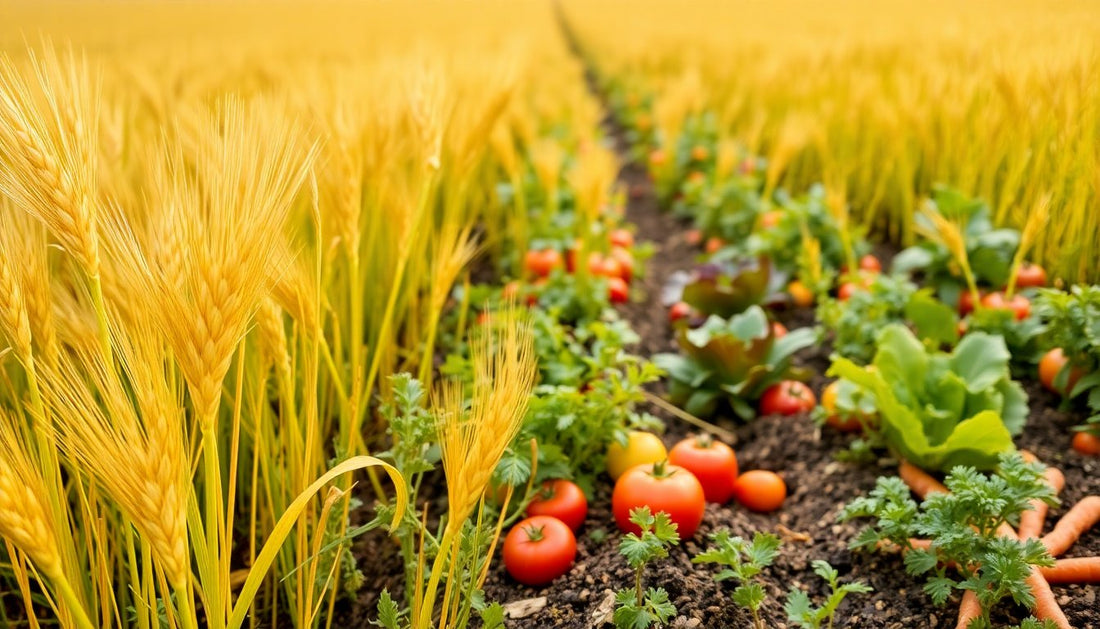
[606,431,668,481]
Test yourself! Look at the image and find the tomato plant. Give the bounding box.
[606,431,668,480]
[732,470,787,513]
[525,248,563,278]
[613,461,706,539]
[526,479,588,532]
[503,516,577,586]
[668,435,739,503]
[759,380,816,416]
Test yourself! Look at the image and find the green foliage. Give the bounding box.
[828,324,1026,471]
[614,508,681,629]
[692,530,781,629]
[1036,285,1100,429]
[966,307,1046,376]
[784,560,872,629]
[893,185,1021,299]
[817,274,957,365]
[655,306,816,419]
[840,453,1057,625]
[373,590,403,629]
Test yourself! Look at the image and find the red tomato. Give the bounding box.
[705,236,725,255]
[1015,263,1047,288]
[788,281,814,308]
[502,516,577,586]
[685,229,704,246]
[771,321,788,339]
[732,470,787,513]
[1072,432,1100,456]
[669,301,694,323]
[981,291,1031,321]
[609,247,635,283]
[668,436,739,504]
[958,290,979,316]
[526,480,588,533]
[859,254,882,273]
[759,381,816,416]
[612,462,706,539]
[524,249,563,278]
[610,229,635,249]
[608,277,630,304]
[1039,348,1084,395]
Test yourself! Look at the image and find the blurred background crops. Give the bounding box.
[563,0,1100,283]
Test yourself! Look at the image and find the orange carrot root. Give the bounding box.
[1020,467,1065,540]
[955,590,981,629]
[1040,557,1100,584]
[899,460,948,499]
[1026,567,1071,629]
[1042,495,1100,556]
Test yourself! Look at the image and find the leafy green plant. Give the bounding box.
[893,185,1020,304]
[816,274,957,364]
[678,258,771,318]
[614,508,680,629]
[1035,285,1100,429]
[840,453,1057,626]
[965,306,1045,376]
[692,530,781,629]
[784,560,872,629]
[655,305,816,419]
[828,324,1027,471]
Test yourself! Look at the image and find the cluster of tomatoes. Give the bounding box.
[502,430,788,587]
[508,228,638,306]
[607,431,786,537]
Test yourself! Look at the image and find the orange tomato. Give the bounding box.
[1039,348,1084,395]
[732,470,786,513]
[1015,262,1047,288]
[859,254,882,273]
[821,381,864,433]
[685,229,704,246]
[609,247,635,283]
[759,210,784,230]
[648,148,666,168]
[690,145,710,162]
[705,236,725,255]
[981,291,1031,321]
[1072,432,1100,456]
[788,280,814,308]
[771,321,788,338]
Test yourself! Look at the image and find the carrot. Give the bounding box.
[1026,566,1070,629]
[875,538,933,554]
[1019,467,1065,539]
[1041,495,1100,556]
[899,460,948,498]
[1040,557,1100,584]
[955,590,981,629]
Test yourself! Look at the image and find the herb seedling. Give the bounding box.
[784,560,872,629]
[614,507,680,629]
[840,452,1057,626]
[692,530,781,629]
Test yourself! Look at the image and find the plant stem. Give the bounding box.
[54,575,95,629]
[635,566,644,607]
